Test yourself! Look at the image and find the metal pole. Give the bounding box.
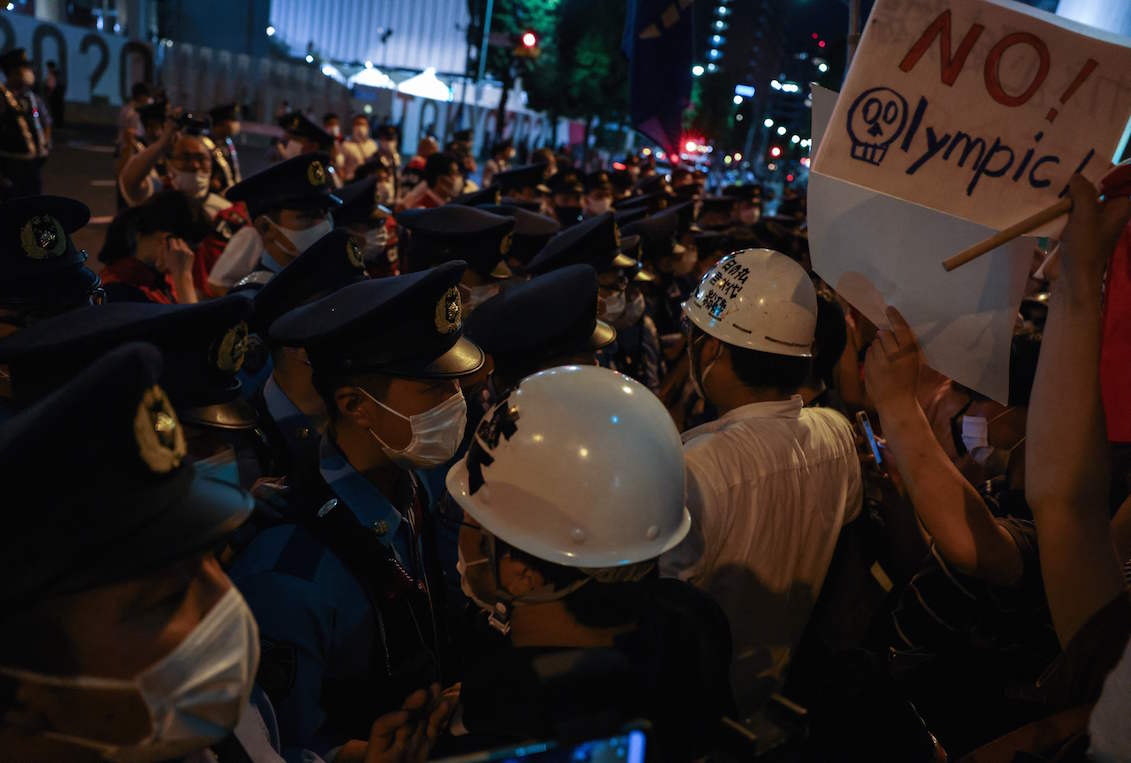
[846,0,861,70]
[476,0,495,84]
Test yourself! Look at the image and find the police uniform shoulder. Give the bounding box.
[0,341,252,606]
[251,229,367,334]
[225,152,341,219]
[0,293,254,409]
[464,264,614,358]
[269,263,483,380]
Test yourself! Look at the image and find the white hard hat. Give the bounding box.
[446,365,691,569]
[683,248,816,358]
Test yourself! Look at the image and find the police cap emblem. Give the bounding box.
[499,231,513,256]
[613,222,622,249]
[346,238,365,269]
[434,286,462,335]
[20,215,66,260]
[134,385,187,474]
[307,160,327,187]
[212,321,249,373]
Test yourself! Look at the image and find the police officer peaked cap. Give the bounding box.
[0,294,255,420]
[623,205,685,262]
[498,197,542,213]
[585,170,613,193]
[225,152,341,219]
[610,169,635,193]
[723,184,761,202]
[176,111,211,135]
[526,213,639,276]
[0,342,253,607]
[398,205,515,279]
[477,204,560,266]
[613,206,648,227]
[451,186,502,207]
[0,47,30,71]
[209,102,240,122]
[333,176,389,227]
[492,163,550,194]
[270,262,484,379]
[674,183,701,201]
[248,230,368,335]
[0,195,91,283]
[700,195,738,217]
[278,110,335,148]
[614,190,669,214]
[464,264,615,360]
[547,171,584,195]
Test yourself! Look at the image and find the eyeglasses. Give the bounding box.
[170,152,211,170]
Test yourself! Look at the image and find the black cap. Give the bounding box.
[376,123,398,141]
[452,187,502,207]
[723,184,761,202]
[246,230,368,335]
[464,264,615,360]
[635,174,671,196]
[334,176,390,227]
[614,190,669,214]
[270,262,484,379]
[0,342,253,607]
[694,230,732,258]
[0,294,255,418]
[0,48,30,71]
[526,213,639,275]
[0,195,100,313]
[547,171,584,195]
[176,111,211,135]
[137,99,168,125]
[478,204,561,266]
[623,206,684,262]
[499,197,542,213]
[585,170,612,193]
[209,102,240,122]
[397,205,515,279]
[225,152,342,219]
[666,200,699,234]
[613,206,648,227]
[278,110,334,148]
[674,183,700,201]
[610,170,635,193]
[699,195,737,223]
[493,164,550,194]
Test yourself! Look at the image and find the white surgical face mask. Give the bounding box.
[327,125,341,138]
[466,283,500,311]
[688,334,720,402]
[266,215,332,257]
[353,124,370,142]
[672,246,698,276]
[615,290,646,328]
[363,225,388,262]
[363,388,467,468]
[738,207,759,225]
[170,168,211,199]
[600,290,626,322]
[0,587,259,763]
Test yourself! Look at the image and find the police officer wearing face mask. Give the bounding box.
[0,49,50,197]
[333,175,395,275]
[0,342,264,762]
[582,170,615,218]
[226,263,482,758]
[396,205,515,313]
[208,153,340,295]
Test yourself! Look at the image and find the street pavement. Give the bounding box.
[42,124,273,270]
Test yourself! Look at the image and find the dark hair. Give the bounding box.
[813,293,847,387]
[424,152,457,187]
[310,368,391,426]
[130,82,150,101]
[498,540,654,629]
[98,191,212,264]
[692,324,809,393]
[323,112,339,124]
[47,61,57,70]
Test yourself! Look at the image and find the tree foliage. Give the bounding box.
[466,0,628,123]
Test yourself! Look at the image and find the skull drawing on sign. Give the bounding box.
[846,86,909,167]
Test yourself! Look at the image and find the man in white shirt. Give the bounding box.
[340,113,378,181]
[660,249,862,716]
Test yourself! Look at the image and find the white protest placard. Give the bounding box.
[809,85,1030,403]
[813,0,1131,233]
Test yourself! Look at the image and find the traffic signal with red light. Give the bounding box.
[769,145,782,158]
[515,30,541,58]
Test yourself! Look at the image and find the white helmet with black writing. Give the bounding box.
[682,248,817,358]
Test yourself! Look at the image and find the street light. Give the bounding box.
[305,54,314,63]
[818,62,829,73]
[691,64,704,77]
[266,25,276,36]
[521,31,538,48]
[791,134,800,144]
[763,117,774,128]
[770,79,782,90]
[707,63,718,72]
[736,114,744,121]
[734,152,742,161]
[776,125,787,136]
[733,95,743,105]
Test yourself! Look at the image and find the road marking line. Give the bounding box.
[89,179,116,187]
[89,215,114,224]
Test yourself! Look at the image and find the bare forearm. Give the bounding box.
[120,138,167,196]
[171,271,198,304]
[877,400,1022,585]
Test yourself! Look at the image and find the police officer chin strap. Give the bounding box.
[463,539,655,637]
